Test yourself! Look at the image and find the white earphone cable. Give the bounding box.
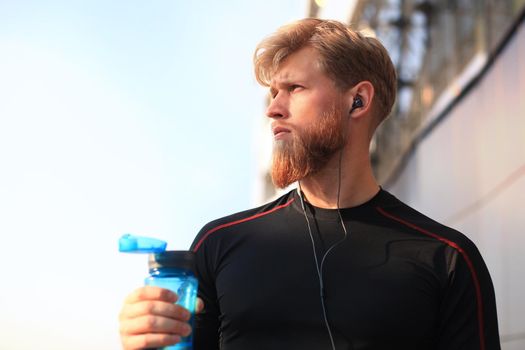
[297,150,349,350]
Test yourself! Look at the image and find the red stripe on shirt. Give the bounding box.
[192,198,295,252]
[376,206,485,350]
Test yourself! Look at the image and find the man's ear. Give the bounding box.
[347,81,374,119]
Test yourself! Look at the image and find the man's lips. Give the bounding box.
[272,126,291,138]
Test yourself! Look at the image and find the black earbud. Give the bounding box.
[350,96,363,113]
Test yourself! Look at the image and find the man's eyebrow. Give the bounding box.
[270,75,301,88]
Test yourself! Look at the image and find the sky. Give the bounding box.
[0,1,307,348]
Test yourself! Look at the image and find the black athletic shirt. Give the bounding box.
[190,189,500,350]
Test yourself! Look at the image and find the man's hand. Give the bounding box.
[119,286,204,350]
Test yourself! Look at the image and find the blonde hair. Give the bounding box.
[254,18,397,122]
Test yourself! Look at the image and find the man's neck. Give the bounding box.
[298,150,380,209]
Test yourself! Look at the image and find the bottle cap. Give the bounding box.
[119,234,167,253]
[148,251,196,273]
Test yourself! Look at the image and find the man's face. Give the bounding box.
[266,46,349,188]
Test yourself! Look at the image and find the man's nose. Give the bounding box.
[265,94,288,119]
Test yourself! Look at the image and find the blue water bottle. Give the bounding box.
[146,251,198,349]
[119,234,198,350]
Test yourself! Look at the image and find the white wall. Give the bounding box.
[388,20,525,349]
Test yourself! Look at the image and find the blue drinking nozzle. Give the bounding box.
[119,234,168,253]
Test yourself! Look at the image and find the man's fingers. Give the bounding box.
[120,300,191,321]
[196,298,204,314]
[125,286,178,304]
[120,315,192,337]
[120,287,196,350]
[121,333,181,350]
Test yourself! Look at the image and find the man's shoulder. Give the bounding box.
[375,189,478,252]
[190,190,296,251]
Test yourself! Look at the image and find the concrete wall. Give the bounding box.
[387,21,525,349]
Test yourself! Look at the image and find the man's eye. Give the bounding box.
[289,85,302,92]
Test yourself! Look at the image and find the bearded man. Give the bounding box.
[119,18,500,350]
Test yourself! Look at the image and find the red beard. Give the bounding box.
[271,103,346,189]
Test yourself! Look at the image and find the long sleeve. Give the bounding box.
[193,283,220,350]
[437,245,500,350]
[191,229,221,350]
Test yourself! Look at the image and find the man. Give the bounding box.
[119,18,500,350]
